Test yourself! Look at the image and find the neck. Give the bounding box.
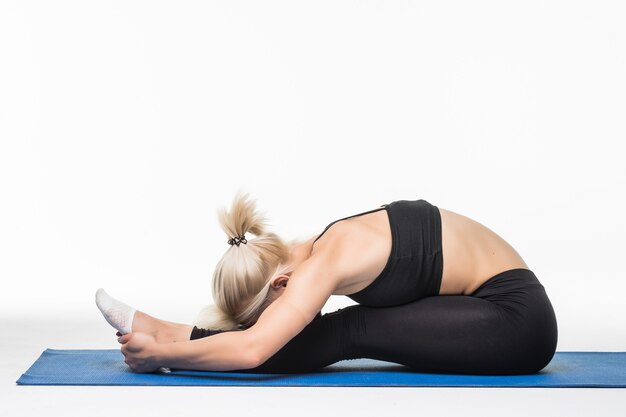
[285,237,314,272]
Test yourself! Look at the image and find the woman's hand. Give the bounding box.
[118,332,163,373]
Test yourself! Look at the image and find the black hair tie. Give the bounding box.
[227,234,247,247]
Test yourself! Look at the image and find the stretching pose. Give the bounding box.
[96,192,557,375]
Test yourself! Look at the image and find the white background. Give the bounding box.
[1,1,625,415]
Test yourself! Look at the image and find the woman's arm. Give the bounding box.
[187,307,354,374]
[121,250,341,373]
[159,330,258,371]
[118,328,257,373]
[169,250,339,371]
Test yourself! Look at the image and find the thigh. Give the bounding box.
[354,269,557,375]
[352,295,526,374]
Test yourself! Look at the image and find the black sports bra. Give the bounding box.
[311,199,443,307]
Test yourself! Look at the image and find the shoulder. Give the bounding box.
[300,239,347,281]
[306,227,364,284]
[308,216,393,292]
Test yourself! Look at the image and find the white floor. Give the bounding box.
[2,316,625,417]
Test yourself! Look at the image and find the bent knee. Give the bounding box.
[506,317,558,374]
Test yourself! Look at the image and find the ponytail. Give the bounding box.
[194,190,291,330]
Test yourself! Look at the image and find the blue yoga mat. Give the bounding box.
[16,349,626,387]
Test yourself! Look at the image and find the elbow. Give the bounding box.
[246,351,263,370]
[242,331,264,370]
[247,344,269,370]
[243,329,272,370]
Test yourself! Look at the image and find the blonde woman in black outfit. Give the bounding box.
[96,192,557,375]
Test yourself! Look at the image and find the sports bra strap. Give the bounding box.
[312,204,388,245]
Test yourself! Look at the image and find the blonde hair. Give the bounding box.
[193,191,298,330]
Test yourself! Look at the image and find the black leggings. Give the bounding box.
[190,268,558,375]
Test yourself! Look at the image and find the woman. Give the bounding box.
[96,192,558,375]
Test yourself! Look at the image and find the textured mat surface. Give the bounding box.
[16,349,626,387]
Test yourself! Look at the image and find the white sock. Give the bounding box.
[95,288,136,334]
